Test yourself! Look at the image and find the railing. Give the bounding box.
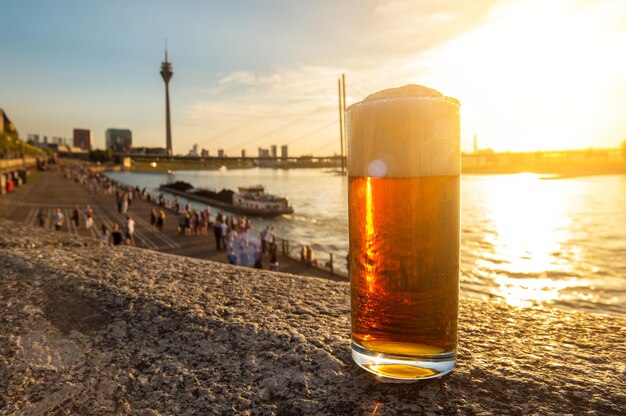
[276,237,348,279]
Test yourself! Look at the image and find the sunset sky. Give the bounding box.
[2,0,625,155]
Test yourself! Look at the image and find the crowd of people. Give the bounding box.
[56,164,282,263]
[49,163,331,273]
[49,164,144,246]
[41,203,137,247]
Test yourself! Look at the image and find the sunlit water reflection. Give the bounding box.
[462,173,626,315]
[107,169,626,316]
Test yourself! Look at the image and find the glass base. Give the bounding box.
[351,341,455,382]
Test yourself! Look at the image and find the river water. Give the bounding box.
[106,169,626,317]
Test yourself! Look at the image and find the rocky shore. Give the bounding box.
[0,218,624,415]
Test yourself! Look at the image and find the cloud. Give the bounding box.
[180,65,343,155]
[170,0,503,154]
[175,0,626,155]
[355,0,500,61]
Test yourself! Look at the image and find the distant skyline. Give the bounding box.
[1,0,625,155]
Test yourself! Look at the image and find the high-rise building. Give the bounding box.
[188,144,199,157]
[201,149,209,157]
[241,149,246,158]
[106,129,132,153]
[51,137,69,146]
[160,48,174,156]
[281,145,288,160]
[258,147,270,158]
[271,145,277,158]
[218,149,225,158]
[73,129,93,151]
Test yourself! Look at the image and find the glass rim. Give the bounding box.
[347,94,460,113]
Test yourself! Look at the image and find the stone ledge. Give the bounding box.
[0,218,624,415]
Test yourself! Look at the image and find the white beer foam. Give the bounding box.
[347,85,460,178]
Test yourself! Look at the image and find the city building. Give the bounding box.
[281,145,288,160]
[218,149,225,158]
[271,145,277,158]
[241,149,246,158]
[188,144,199,157]
[73,129,93,151]
[200,148,209,157]
[51,137,70,146]
[258,147,270,158]
[27,135,86,154]
[106,129,132,153]
[130,147,167,156]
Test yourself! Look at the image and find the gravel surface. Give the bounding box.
[0,218,624,415]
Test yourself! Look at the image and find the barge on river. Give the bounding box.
[159,181,294,217]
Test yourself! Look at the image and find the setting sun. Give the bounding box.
[409,0,626,152]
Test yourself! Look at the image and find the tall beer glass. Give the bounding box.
[347,85,460,381]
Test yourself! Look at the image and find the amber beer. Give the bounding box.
[347,85,460,381]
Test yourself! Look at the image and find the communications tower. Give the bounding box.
[160,47,174,156]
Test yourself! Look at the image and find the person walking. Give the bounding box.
[213,221,223,250]
[227,246,238,265]
[306,246,318,267]
[178,211,186,235]
[184,211,191,236]
[200,210,208,236]
[264,226,275,252]
[121,192,129,214]
[53,208,65,231]
[261,226,269,254]
[125,215,136,246]
[156,210,165,232]
[220,221,228,250]
[37,208,46,227]
[71,205,81,228]
[111,224,124,246]
[192,211,200,235]
[84,205,94,230]
[269,244,279,271]
[300,245,308,262]
[100,223,110,244]
[116,191,123,213]
[254,251,263,269]
[150,208,158,230]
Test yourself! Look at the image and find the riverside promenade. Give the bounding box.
[0,170,344,281]
[1,218,624,414]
